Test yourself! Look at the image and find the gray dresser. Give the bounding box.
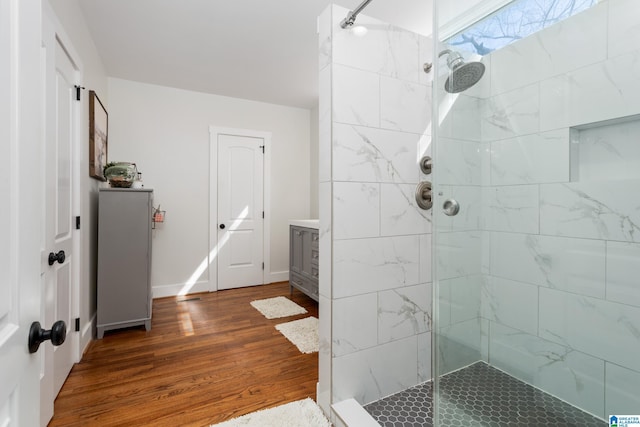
[97,188,153,338]
[289,222,319,302]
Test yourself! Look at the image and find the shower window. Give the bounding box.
[446,0,597,55]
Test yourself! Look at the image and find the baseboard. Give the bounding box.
[79,313,96,358]
[270,270,289,283]
[152,280,210,298]
[152,275,288,299]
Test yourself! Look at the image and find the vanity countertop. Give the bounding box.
[289,219,319,229]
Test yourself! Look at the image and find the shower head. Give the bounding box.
[438,50,485,93]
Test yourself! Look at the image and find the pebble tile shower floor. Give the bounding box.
[364,362,606,427]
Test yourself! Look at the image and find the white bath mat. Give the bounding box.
[250,296,307,319]
[210,398,330,427]
[275,316,318,354]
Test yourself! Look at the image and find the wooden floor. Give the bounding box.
[49,282,319,427]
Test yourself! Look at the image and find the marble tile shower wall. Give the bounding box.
[467,0,640,419]
[318,5,434,410]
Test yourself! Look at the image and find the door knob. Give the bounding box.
[28,320,66,354]
[48,250,65,266]
[219,224,226,229]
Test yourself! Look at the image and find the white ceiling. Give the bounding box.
[78,0,477,109]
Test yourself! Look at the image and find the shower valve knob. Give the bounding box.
[420,156,432,175]
[415,181,433,211]
[443,199,460,216]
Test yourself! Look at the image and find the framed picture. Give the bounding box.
[89,90,108,181]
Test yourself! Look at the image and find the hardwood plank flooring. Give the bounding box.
[49,282,319,427]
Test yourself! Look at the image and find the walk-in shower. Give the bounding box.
[320,0,638,425]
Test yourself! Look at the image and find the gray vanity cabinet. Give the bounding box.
[97,188,153,338]
[289,225,319,301]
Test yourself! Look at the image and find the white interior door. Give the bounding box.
[40,13,77,425]
[0,0,44,425]
[217,134,264,290]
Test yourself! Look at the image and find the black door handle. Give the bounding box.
[28,320,66,353]
[48,250,65,266]
[219,224,225,229]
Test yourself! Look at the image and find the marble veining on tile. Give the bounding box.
[540,181,640,242]
[381,183,432,236]
[333,235,420,298]
[380,76,431,134]
[490,232,606,298]
[333,124,419,184]
[378,284,432,343]
[481,83,539,141]
[539,287,640,373]
[332,336,418,404]
[333,293,378,357]
[489,322,606,416]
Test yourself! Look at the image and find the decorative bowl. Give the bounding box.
[104,162,137,188]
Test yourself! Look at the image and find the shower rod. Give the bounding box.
[340,0,375,28]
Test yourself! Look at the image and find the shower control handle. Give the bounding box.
[443,199,460,216]
[419,156,432,175]
[415,181,433,211]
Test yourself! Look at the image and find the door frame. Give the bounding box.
[0,0,43,425]
[209,126,271,292]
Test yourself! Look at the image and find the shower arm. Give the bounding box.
[435,49,465,71]
[424,49,458,73]
[340,0,375,28]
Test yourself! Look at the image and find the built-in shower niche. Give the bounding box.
[570,114,640,182]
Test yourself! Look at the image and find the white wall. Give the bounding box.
[310,104,319,218]
[107,78,311,296]
[47,0,109,354]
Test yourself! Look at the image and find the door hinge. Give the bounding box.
[259,145,264,153]
[74,317,80,332]
[262,262,264,270]
[262,211,264,219]
[74,85,85,101]
[75,216,81,230]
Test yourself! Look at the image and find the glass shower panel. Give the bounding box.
[432,1,488,425]
[433,0,640,424]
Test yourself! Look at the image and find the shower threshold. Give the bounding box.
[364,361,606,427]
